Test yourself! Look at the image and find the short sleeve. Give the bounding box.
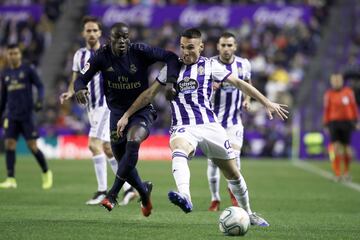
[242,59,251,81]
[211,59,231,82]
[72,50,81,72]
[156,66,167,85]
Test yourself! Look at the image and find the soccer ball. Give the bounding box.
[219,206,250,236]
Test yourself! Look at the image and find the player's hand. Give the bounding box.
[34,101,43,112]
[212,82,221,91]
[75,89,89,105]
[165,83,177,101]
[59,91,74,104]
[242,99,251,111]
[265,101,288,120]
[117,115,129,138]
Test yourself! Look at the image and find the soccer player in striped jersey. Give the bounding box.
[115,28,287,220]
[208,32,251,211]
[205,32,269,226]
[74,22,180,217]
[60,16,137,205]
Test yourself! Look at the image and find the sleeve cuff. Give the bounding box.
[156,78,166,86]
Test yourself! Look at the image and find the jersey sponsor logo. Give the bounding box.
[5,76,10,82]
[107,79,141,90]
[81,62,90,74]
[8,83,26,91]
[220,81,236,92]
[178,77,198,94]
[19,71,24,79]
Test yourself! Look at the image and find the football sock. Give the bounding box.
[107,157,118,174]
[108,141,140,197]
[92,154,107,192]
[5,150,16,177]
[207,159,221,201]
[172,149,191,201]
[124,168,147,204]
[116,141,140,179]
[332,154,341,177]
[31,149,48,173]
[344,153,351,175]
[108,176,125,198]
[328,144,335,162]
[123,182,132,192]
[227,175,252,214]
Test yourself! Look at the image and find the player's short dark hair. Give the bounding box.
[181,28,202,39]
[6,43,20,49]
[110,22,129,31]
[219,32,236,40]
[82,16,102,30]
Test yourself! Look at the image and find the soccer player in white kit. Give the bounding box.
[60,16,136,205]
[205,32,268,226]
[115,28,288,219]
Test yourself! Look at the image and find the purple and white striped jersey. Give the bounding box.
[72,47,105,109]
[157,56,231,127]
[212,56,251,129]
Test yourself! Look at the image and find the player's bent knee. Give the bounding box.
[5,139,17,150]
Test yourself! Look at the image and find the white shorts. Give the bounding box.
[87,106,110,142]
[226,123,244,151]
[170,122,235,160]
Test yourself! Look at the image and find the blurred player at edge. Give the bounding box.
[115,28,288,225]
[205,32,268,226]
[59,16,137,205]
[74,22,180,216]
[323,73,359,181]
[0,44,52,189]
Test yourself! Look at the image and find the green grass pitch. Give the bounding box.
[0,157,359,240]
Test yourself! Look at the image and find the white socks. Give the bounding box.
[207,159,221,201]
[227,174,252,214]
[107,157,118,174]
[172,149,191,201]
[92,154,107,192]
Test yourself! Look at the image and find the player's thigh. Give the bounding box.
[226,124,244,151]
[328,122,342,143]
[88,107,110,142]
[338,121,353,145]
[169,126,197,155]
[26,139,38,152]
[197,123,235,160]
[20,118,38,141]
[3,118,20,143]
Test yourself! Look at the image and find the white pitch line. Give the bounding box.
[292,160,360,192]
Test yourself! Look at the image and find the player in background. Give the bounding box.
[323,73,359,181]
[206,32,265,225]
[59,16,137,205]
[74,22,180,217]
[0,44,53,189]
[115,28,287,225]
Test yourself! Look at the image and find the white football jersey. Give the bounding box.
[157,56,231,127]
[211,56,251,128]
[72,47,106,109]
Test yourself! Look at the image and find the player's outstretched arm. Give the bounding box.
[117,80,164,137]
[226,74,288,120]
[60,72,78,104]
